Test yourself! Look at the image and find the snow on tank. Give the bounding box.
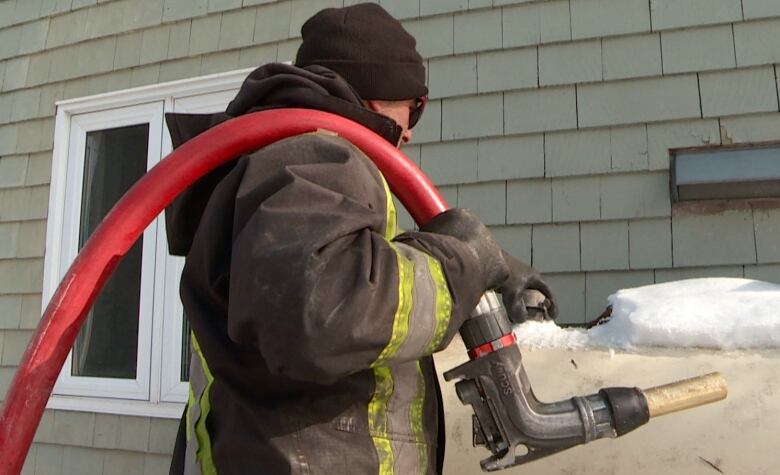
[514,278,780,350]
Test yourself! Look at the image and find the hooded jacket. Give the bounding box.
[166,64,486,475]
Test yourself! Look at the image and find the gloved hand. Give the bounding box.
[498,251,559,323]
[420,208,509,291]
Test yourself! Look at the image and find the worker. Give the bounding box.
[164,3,557,474]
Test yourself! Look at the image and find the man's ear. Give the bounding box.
[364,99,382,113]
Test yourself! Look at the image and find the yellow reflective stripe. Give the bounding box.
[369,366,395,474]
[372,244,414,367]
[368,366,393,436]
[381,174,398,239]
[368,366,393,435]
[191,333,217,475]
[367,247,409,469]
[424,255,453,354]
[372,173,437,473]
[411,361,428,474]
[374,437,395,475]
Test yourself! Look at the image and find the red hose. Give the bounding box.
[0,109,448,474]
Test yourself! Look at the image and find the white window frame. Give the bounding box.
[157,88,241,404]
[55,102,163,401]
[44,68,254,418]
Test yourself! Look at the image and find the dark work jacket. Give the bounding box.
[166,64,485,475]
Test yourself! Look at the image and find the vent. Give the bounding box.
[671,144,780,202]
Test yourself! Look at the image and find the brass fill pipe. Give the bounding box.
[642,372,728,418]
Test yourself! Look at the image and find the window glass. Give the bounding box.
[181,315,191,382]
[72,124,150,379]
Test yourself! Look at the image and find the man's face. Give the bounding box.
[366,99,417,147]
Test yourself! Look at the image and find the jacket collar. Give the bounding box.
[168,63,402,148]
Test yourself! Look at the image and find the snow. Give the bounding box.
[513,278,780,350]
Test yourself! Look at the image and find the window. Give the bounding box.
[671,143,780,202]
[44,69,253,417]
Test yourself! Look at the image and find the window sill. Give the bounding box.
[672,197,780,216]
[47,394,185,419]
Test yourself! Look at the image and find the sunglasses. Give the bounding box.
[409,96,428,129]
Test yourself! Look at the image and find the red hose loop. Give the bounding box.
[0,109,449,474]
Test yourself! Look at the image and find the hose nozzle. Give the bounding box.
[448,292,730,471]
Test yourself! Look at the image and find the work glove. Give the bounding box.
[498,251,559,323]
[420,208,509,291]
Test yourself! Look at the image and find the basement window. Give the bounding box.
[671,144,780,202]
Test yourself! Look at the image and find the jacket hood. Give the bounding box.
[164,63,404,256]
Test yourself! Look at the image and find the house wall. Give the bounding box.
[0,0,779,473]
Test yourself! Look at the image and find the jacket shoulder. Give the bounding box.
[242,132,385,186]
[255,132,369,164]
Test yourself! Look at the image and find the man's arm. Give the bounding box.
[226,133,489,384]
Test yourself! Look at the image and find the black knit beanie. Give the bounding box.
[295,3,428,101]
